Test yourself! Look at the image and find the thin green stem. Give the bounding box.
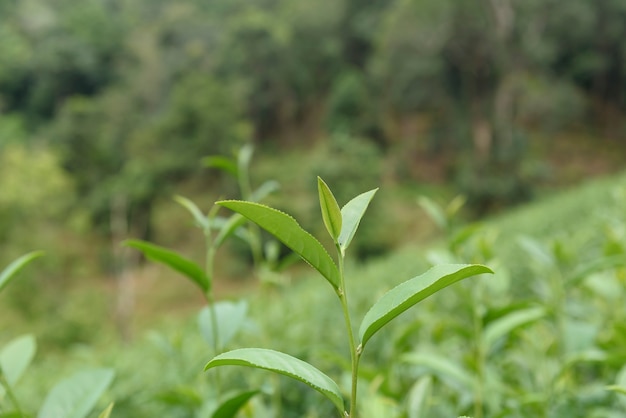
[204,231,222,397]
[547,267,567,412]
[336,246,360,418]
[238,159,251,202]
[472,292,485,418]
[0,374,24,417]
[205,236,220,353]
[238,167,263,268]
[247,224,263,268]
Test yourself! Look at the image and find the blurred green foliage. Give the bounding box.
[0,0,624,245]
[1,2,626,414]
[10,171,623,417]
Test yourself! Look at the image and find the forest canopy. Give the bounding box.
[1,0,625,244]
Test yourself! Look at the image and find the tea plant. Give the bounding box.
[513,230,626,416]
[127,145,279,352]
[0,252,115,418]
[203,143,283,277]
[412,196,546,417]
[205,178,493,417]
[411,181,626,417]
[125,145,282,416]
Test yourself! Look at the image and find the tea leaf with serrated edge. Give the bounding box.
[317,177,342,242]
[338,188,377,254]
[125,240,210,292]
[359,264,493,347]
[205,348,344,414]
[217,201,340,289]
[0,251,44,294]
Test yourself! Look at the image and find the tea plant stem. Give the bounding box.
[237,162,263,267]
[336,247,360,417]
[247,224,263,268]
[472,299,485,418]
[204,240,221,353]
[205,234,222,396]
[0,374,24,417]
[553,270,566,357]
[206,290,223,396]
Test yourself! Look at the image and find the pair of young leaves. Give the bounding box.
[207,178,492,415]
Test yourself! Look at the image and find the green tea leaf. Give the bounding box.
[445,195,466,219]
[157,386,202,407]
[212,389,259,418]
[205,348,344,413]
[214,214,248,249]
[449,223,482,252]
[563,349,607,368]
[237,144,254,176]
[417,197,447,231]
[406,376,432,418]
[606,385,626,396]
[203,156,238,177]
[317,177,342,242]
[402,352,476,392]
[174,195,209,230]
[198,300,248,348]
[37,369,115,418]
[359,264,493,347]
[0,412,26,417]
[0,251,44,294]
[0,334,36,387]
[359,392,400,418]
[250,180,280,202]
[124,240,209,293]
[483,307,546,352]
[517,236,555,268]
[217,201,340,289]
[569,254,626,286]
[98,403,114,418]
[338,188,378,254]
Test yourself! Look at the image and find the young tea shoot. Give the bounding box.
[206,177,493,417]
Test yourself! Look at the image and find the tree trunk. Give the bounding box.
[110,194,137,343]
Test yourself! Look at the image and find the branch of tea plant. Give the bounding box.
[214,183,490,418]
[472,289,485,418]
[237,146,264,269]
[0,373,24,417]
[335,244,360,417]
[202,204,227,397]
[318,176,363,417]
[205,205,222,354]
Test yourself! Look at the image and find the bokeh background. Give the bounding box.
[1,1,626,416]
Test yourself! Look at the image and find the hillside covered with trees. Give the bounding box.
[2,0,626,238]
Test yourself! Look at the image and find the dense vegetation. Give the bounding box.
[1,0,626,417]
[2,0,626,251]
[3,171,626,417]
